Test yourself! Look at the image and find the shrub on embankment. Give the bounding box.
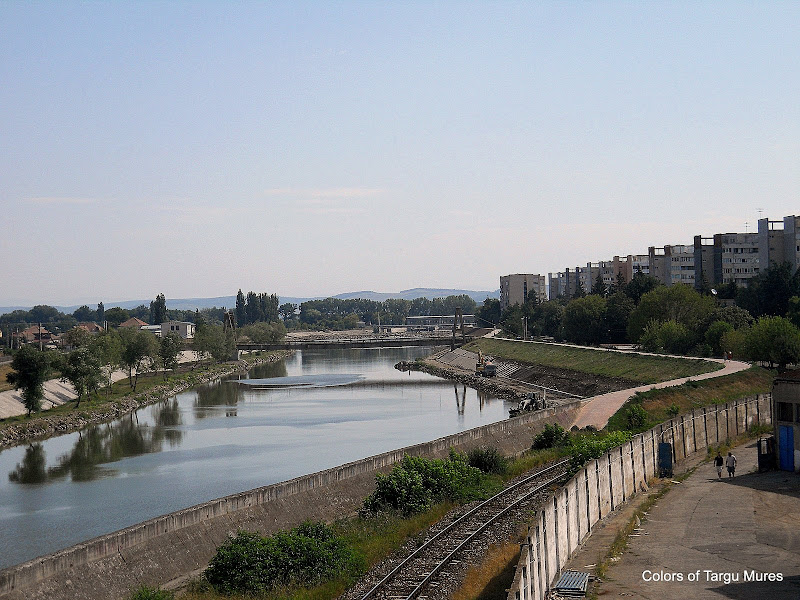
[466,338,721,383]
[361,450,497,516]
[203,523,362,596]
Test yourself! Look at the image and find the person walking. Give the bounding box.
[726,452,737,478]
[714,452,724,479]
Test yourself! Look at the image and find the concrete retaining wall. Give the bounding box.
[0,401,582,600]
[508,394,772,600]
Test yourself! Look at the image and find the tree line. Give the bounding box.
[290,294,479,330]
[478,263,800,370]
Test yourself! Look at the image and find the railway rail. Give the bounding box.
[359,459,570,600]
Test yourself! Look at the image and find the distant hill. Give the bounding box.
[0,288,499,316]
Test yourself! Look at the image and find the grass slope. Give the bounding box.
[467,338,721,384]
[606,366,774,432]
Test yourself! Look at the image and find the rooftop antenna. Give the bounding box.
[756,208,764,220]
[744,221,750,233]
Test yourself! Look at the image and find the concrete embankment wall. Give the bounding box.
[507,394,772,600]
[0,401,581,600]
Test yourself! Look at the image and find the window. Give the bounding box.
[777,401,793,422]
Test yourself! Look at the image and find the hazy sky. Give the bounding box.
[2,1,798,306]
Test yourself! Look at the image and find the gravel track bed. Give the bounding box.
[341,462,567,600]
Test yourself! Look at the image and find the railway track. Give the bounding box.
[359,459,570,600]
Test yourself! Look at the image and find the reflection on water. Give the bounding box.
[8,400,185,483]
[0,346,513,569]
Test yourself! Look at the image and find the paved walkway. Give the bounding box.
[579,442,800,599]
[569,358,751,430]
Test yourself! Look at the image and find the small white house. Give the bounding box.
[161,321,196,339]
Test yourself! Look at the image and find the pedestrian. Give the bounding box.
[726,452,736,478]
[714,452,724,478]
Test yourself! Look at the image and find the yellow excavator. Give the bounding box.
[475,350,497,377]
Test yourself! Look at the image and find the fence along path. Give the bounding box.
[507,394,772,600]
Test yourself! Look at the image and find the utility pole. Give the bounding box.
[38,322,42,351]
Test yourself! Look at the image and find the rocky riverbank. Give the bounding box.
[0,351,292,449]
[395,360,529,401]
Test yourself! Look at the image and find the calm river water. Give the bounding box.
[0,346,513,569]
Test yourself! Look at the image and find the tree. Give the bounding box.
[159,333,184,379]
[61,347,103,407]
[278,302,298,322]
[239,322,287,344]
[736,262,800,318]
[476,298,501,327]
[624,271,661,304]
[62,326,91,349]
[72,305,96,322]
[105,307,130,328]
[604,292,635,344]
[194,323,234,362]
[150,293,167,325]
[6,345,52,415]
[562,295,607,345]
[96,302,105,326]
[235,290,246,326]
[90,330,122,399]
[743,316,800,371]
[118,328,157,391]
[705,321,733,357]
[591,271,607,297]
[627,285,715,343]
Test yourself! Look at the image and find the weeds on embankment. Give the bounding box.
[606,366,774,433]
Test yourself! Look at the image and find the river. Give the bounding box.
[0,346,513,569]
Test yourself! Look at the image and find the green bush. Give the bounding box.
[568,431,632,474]
[204,523,361,595]
[532,423,571,450]
[666,403,680,418]
[129,587,174,600]
[625,404,648,430]
[466,446,508,474]
[362,451,485,515]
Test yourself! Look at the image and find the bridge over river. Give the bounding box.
[236,333,474,351]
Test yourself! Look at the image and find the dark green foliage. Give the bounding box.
[625,404,648,430]
[129,586,174,600]
[466,446,508,474]
[568,431,632,474]
[736,261,800,318]
[532,423,570,450]
[666,403,680,418]
[149,293,167,325]
[6,345,53,415]
[204,524,361,595]
[476,298,502,327]
[362,451,486,515]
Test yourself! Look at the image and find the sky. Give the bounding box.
[1,1,799,306]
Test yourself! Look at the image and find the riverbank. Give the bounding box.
[0,351,292,449]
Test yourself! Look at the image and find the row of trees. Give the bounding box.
[487,264,800,369]
[5,320,242,416]
[0,297,231,339]
[294,295,479,330]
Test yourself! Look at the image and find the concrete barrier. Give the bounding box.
[0,401,582,600]
[508,394,772,600]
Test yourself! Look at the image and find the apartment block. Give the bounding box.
[717,232,760,287]
[500,274,547,310]
[649,245,695,287]
[758,218,786,268]
[785,215,800,272]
